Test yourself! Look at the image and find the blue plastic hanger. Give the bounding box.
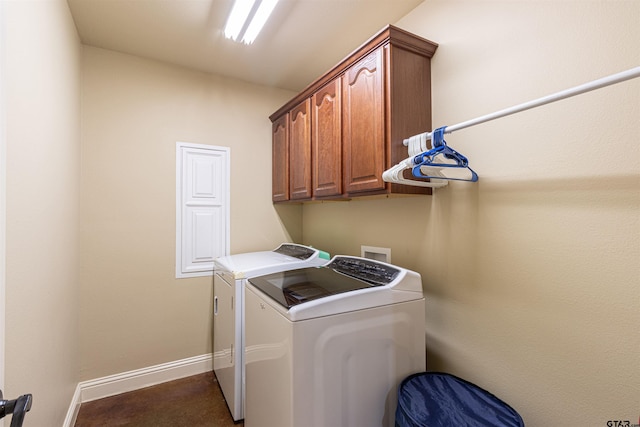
[411,127,478,182]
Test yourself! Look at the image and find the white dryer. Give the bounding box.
[212,243,329,421]
[244,256,426,427]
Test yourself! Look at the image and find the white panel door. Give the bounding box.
[176,143,229,278]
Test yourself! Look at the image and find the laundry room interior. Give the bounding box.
[1,0,638,426]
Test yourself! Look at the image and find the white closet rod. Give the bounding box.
[405,66,640,144]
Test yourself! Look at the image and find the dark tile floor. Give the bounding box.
[74,372,242,427]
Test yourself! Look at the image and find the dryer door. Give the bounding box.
[213,272,243,420]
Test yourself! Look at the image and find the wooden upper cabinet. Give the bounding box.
[312,79,342,198]
[289,99,312,200]
[272,114,289,202]
[342,48,384,194]
[270,25,438,202]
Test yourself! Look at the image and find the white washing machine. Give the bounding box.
[244,256,426,427]
[213,243,329,421]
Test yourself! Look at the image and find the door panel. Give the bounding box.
[312,79,342,197]
[342,48,385,194]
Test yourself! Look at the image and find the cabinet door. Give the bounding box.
[272,114,289,202]
[289,99,312,200]
[312,79,342,198]
[342,47,385,194]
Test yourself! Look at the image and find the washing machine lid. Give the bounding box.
[213,243,329,279]
[247,256,424,321]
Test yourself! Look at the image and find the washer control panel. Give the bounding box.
[328,257,400,286]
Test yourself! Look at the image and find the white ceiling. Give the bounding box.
[67,0,425,92]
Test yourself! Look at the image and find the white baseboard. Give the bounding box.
[63,354,213,427]
[63,384,82,427]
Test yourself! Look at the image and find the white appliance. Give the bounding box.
[213,243,329,421]
[244,256,426,427]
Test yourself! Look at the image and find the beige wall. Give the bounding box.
[3,0,81,425]
[79,47,298,380]
[303,1,639,425]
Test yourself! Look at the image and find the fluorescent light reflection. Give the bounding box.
[224,0,255,41]
[241,0,279,44]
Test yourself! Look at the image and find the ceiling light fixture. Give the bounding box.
[241,0,279,44]
[224,0,255,41]
[224,0,279,45]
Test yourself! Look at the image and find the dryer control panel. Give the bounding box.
[273,244,316,260]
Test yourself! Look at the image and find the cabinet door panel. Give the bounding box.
[312,79,342,197]
[272,114,289,202]
[289,99,312,200]
[342,48,385,194]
